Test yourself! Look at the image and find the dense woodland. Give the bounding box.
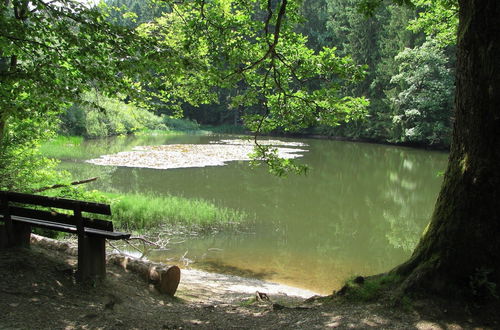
[1,0,499,305]
[64,0,456,148]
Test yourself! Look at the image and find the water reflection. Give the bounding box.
[59,134,447,294]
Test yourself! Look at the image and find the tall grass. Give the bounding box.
[106,193,248,233]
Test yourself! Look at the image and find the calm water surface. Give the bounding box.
[60,133,448,294]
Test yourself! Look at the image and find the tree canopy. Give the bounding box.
[1,0,371,178]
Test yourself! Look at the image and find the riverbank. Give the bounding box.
[1,236,498,329]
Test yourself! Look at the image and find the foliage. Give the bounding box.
[1,0,374,179]
[0,0,151,191]
[60,92,166,138]
[408,0,458,47]
[250,144,308,176]
[388,39,453,146]
[1,0,457,189]
[162,117,200,131]
[0,0,146,139]
[105,0,170,27]
[293,0,456,146]
[298,0,423,141]
[137,0,369,133]
[0,112,68,192]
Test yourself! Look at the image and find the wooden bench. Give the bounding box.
[0,191,130,281]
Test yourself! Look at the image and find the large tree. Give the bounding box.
[387,0,500,298]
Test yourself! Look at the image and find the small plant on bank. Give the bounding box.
[337,274,402,302]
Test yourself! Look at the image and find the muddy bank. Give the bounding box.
[31,234,317,304]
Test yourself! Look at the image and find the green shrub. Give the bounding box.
[60,92,166,138]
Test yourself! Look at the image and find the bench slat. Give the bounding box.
[0,191,111,215]
[1,215,130,240]
[8,206,113,231]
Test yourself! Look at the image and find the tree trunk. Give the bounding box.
[393,0,500,297]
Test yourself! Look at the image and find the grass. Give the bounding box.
[39,135,87,160]
[104,192,249,233]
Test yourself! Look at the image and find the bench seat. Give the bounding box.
[1,214,130,240]
[0,191,131,281]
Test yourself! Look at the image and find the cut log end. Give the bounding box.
[157,266,181,297]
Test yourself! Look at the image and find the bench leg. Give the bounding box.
[77,236,106,282]
[0,223,31,248]
[10,223,31,248]
[0,224,7,248]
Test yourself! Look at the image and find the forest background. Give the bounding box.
[60,0,456,147]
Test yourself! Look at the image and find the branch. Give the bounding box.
[226,0,288,77]
[0,33,62,52]
[33,177,98,193]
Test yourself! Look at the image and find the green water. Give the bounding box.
[57,133,448,294]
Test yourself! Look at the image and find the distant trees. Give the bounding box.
[297,0,454,147]
[99,0,457,148]
[388,40,454,145]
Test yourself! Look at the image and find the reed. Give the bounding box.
[106,192,248,233]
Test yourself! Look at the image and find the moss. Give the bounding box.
[339,274,402,302]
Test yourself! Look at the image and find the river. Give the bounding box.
[58,132,448,294]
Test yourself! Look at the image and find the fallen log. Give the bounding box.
[108,254,181,297]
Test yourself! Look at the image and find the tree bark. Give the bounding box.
[393,0,500,297]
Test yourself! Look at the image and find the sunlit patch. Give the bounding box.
[415,321,443,329]
[86,139,308,169]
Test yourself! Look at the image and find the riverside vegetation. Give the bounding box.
[36,94,250,238]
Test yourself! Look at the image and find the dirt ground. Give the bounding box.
[0,237,499,329]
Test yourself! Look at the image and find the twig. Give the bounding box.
[128,236,162,248]
[108,240,120,253]
[124,240,146,258]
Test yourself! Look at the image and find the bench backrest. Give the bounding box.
[0,191,113,231]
